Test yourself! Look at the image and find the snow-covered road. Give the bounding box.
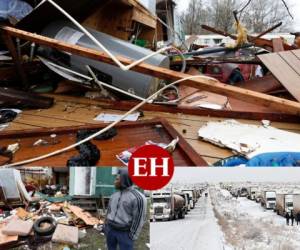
[150,195,226,250]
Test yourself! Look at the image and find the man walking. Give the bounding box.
[297,212,300,225]
[286,212,290,226]
[104,168,147,250]
[291,211,295,226]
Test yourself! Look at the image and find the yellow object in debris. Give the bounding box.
[235,21,248,47]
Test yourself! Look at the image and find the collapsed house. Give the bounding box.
[0,0,300,169]
[1,0,300,248]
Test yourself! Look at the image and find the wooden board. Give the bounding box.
[258,50,300,102]
[5,94,300,165]
[3,26,300,116]
[0,119,207,167]
[272,38,284,52]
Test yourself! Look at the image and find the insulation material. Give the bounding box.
[2,219,33,236]
[52,224,79,245]
[0,224,18,246]
[235,22,248,47]
[198,120,300,158]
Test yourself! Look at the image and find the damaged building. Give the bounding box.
[1,0,300,248]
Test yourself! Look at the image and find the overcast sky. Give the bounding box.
[175,0,300,31]
[171,167,300,183]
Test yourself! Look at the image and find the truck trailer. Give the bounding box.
[275,193,294,216]
[289,194,300,215]
[182,189,196,209]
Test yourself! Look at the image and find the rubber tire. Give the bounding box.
[228,69,245,85]
[33,216,57,236]
[179,211,183,219]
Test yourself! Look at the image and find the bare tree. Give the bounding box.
[180,0,210,34]
[180,0,293,35]
[210,0,239,33]
[240,0,292,33]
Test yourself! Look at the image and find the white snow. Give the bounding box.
[211,187,300,250]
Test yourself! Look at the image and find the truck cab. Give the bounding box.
[285,194,294,213]
[264,191,276,210]
[150,191,185,221]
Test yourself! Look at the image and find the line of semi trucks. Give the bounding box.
[150,185,208,221]
[223,184,300,216]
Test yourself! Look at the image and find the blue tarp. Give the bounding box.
[0,0,33,21]
[215,152,300,167]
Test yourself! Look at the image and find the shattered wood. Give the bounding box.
[2,26,300,116]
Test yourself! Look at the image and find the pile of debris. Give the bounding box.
[0,0,300,167]
[0,168,103,249]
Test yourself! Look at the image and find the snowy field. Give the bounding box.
[211,187,300,250]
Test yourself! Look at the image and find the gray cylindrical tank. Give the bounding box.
[173,194,185,209]
[40,20,170,98]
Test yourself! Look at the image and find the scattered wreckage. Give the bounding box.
[0,168,124,249]
[1,0,300,169]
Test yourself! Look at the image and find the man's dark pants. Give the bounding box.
[105,224,134,250]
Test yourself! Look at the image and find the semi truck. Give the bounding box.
[247,186,259,200]
[275,193,294,216]
[150,191,185,221]
[182,189,196,209]
[261,191,276,210]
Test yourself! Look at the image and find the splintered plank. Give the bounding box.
[258,50,300,102]
[2,26,300,116]
[272,38,284,52]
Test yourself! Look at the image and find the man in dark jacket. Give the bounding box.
[286,212,290,225]
[104,168,147,250]
[296,212,300,225]
[291,211,295,226]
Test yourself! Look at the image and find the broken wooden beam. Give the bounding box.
[2,26,300,115]
[250,22,282,42]
[272,38,285,52]
[2,33,28,89]
[0,87,54,109]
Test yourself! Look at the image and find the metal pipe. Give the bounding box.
[173,44,252,57]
